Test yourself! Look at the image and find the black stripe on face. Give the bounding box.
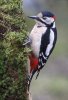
[37,18,54,27]
[37,17,47,25]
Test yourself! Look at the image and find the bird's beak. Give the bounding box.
[28,16,39,20]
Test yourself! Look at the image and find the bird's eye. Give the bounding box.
[43,17,46,20]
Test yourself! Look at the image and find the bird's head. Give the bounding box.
[28,11,56,27]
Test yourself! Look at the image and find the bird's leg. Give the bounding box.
[23,40,31,46]
[23,36,32,46]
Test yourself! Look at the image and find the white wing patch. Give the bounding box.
[45,29,54,56]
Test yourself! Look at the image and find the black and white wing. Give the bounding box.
[38,28,57,70]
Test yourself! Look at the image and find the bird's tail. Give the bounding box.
[35,70,40,80]
[27,69,36,91]
[27,68,40,91]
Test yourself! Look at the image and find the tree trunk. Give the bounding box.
[0,0,29,100]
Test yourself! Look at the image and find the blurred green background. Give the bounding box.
[25,0,68,100]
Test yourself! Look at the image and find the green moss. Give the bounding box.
[0,0,28,100]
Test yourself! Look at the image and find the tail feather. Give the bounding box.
[28,69,37,91]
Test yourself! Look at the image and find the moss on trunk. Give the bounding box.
[0,0,28,100]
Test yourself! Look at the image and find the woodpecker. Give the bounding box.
[24,11,57,90]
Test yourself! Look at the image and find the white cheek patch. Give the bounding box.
[45,17,54,24]
[40,17,54,25]
[37,12,43,17]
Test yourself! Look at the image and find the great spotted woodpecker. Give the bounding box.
[24,11,57,90]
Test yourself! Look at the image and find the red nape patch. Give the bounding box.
[29,53,38,73]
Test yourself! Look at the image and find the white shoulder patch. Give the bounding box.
[45,29,54,56]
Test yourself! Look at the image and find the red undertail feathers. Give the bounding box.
[29,53,38,73]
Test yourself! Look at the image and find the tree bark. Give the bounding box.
[0,0,29,100]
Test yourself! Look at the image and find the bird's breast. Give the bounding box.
[30,25,47,57]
